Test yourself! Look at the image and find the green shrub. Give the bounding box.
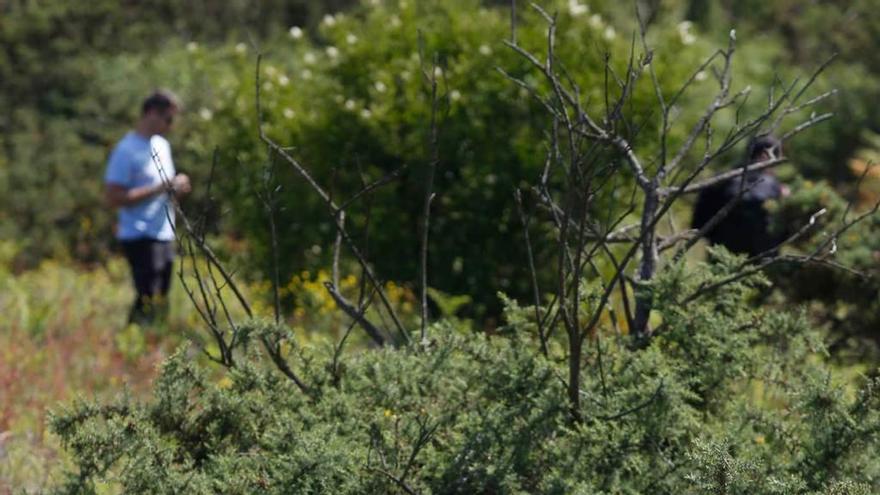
[48,260,880,493]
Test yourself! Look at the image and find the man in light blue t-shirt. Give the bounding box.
[104,90,191,324]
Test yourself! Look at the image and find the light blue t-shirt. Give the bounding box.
[104,132,177,241]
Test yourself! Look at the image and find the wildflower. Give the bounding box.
[234,43,247,54]
[326,46,339,59]
[303,52,316,65]
[479,44,492,56]
[289,26,304,39]
[346,33,358,45]
[589,14,603,29]
[345,99,356,110]
[452,257,463,273]
[310,244,322,255]
[265,65,277,77]
[279,75,290,86]
[186,41,199,52]
[199,108,213,121]
[694,71,707,82]
[360,108,372,119]
[262,81,273,92]
[374,81,387,93]
[433,66,444,78]
[322,14,337,27]
[604,26,616,40]
[390,15,402,28]
[449,89,461,101]
[283,108,296,119]
[568,0,588,16]
[678,21,696,45]
[301,69,313,80]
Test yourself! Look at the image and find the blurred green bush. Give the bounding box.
[46,259,880,493]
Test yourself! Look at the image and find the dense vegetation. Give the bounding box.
[3,0,880,492]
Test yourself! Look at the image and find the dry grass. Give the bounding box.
[0,256,190,493]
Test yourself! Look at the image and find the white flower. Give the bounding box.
[604,26,616,40]
[360,108,372,119]
[479,44,492,56]
[334,95,345,103]
[694,71,707,82]
[678,21,696,45]
[199,108,213,121]
[303,52,316,65]
[310,244,322,255]
[262,81,273,92]
[289,26,304,39]
[322,14,336,27]
[390,15,401,28]
[568,0,588,16]
[279,75,290,86]
[433,66,444,78]
[326,46,339,59]
[400,70,411,81]
[301,69,313,80]
[345,99,356,110]
[589,14,603,28]
[235,43,247,54]
[369,0,380,5]
[186,41,199,52]
[265,65,277,77]
[449,89,461,101]
[283,108,296,119]
[374,81,387,93]
[729,29,736,41]
[346,33,358,45]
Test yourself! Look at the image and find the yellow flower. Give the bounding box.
[754,435,766,445]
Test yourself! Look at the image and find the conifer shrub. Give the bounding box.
[48,258,880,494]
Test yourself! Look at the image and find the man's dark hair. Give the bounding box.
[141,89,181,115]
[746,134,783,162]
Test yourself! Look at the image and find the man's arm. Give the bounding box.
[105,174,191,208]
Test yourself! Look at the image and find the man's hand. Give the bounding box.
[780,184,791,198]
[172,174,191,196]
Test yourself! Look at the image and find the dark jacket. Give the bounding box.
[692,171,784,257]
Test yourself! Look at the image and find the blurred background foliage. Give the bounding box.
[2,0,880,332]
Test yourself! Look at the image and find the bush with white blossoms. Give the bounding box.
[187,0,790,323]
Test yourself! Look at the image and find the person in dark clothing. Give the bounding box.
[692,135,790,257]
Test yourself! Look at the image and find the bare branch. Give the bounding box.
[324,281,388,346]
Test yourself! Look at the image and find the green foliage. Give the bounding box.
[0,0,354,265]
[199,0,775,320]
[48,260,880,493]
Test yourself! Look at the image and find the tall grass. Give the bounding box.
[0,250,191,492]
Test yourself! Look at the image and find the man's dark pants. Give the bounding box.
[121,239,174,324]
